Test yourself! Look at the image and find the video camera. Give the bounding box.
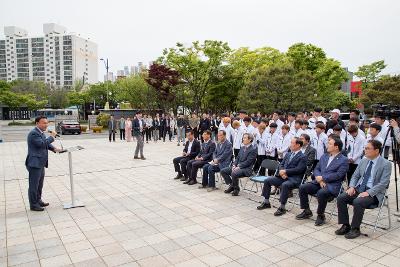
[371,103,400,120]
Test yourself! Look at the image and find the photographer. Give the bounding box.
[390,119,400,145]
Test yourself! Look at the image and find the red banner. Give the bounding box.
[351,81,362,95]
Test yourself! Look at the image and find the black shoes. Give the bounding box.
[199,185,207,189]
[180,177,187,181]
[231,190,239,196]
[183,179,190,184]
[30,205,44,211]
[174,174,183,180]
[335,224,351,235]
[39,201,49,207]
[207,187,218,192]
[274,207,286,216]
[296,209,313,220]
[188,180,197,185]
[224,185,234,194]
[134,156,139,159]
[141,156,146,160]
[257,202,271,210]
[315,214,326,226]
[345,228,361,239]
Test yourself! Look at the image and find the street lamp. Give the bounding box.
[100,58,110,109]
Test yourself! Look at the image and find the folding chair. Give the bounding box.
[308,182,345,222]
[359,187,391,233]
[242,159,280,202]
[271,172,307,211]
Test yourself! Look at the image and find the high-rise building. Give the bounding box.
[124,66,129,76]
[0,23,98,88]
[103,72,114,82]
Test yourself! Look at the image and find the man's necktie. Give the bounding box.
[288,152,295,163]
[357,161,373,193]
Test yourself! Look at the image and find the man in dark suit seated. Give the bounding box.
[299,134,316,177]
[200,130,233,191]
[335,140,391,239]
[296,136,349,226]
[221,133,257,196]
[26,116,61,211]
[257,137,307,216]
[173,130,201,181]
[184,130,216,185]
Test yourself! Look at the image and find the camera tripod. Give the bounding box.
[381,125,400,216]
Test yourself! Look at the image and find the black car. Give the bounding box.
[56,120,81,135]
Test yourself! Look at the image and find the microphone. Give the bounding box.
[48,130,60,138]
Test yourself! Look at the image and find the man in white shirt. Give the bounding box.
[265,123,280,175]
[292,120,305,138]
[349,118,366,138]
[277,125,293,160]
[242,116,255,136]
[287,112,296,132]
[308,107,327,129]
[372,115,391,159]
[346,125,367,185]
[270,111,284,134]
[366,123,384,145]
[218,117,234,143]
[312,123,328,168]
[254,124,269,176]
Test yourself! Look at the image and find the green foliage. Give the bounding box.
[115,75,158,110]
[360,75,400,107]
[96,113,111,127]
[159,40,231,112]
[355,60,386,84]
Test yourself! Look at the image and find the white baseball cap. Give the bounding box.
[330,109,341,115]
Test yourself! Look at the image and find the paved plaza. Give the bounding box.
[1,137,400,267]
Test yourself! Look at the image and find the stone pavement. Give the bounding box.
[0,137,400,267]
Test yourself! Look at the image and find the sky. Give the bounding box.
[1,0,400,82]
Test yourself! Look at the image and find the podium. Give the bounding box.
[59,146,85,209]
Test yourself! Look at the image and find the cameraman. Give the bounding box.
[373,115,391,159]
[390,119,400,145]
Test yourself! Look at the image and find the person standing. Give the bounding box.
[199,113,211,142]
[176,114,187,146]
[26,116,61,211]
[108,115,117,142]
[153,114,161,142]
[119,116,126,140]
[133,111,146,160]
[144,115,153,144]
[125,117,133,142]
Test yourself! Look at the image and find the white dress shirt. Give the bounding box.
[347,134,367,164]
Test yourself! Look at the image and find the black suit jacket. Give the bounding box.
[278,151,307,184]
[183,139,201,159]
[303,145,317,176]
[132,118,144,136]
[234,145,257,175]
[198,141,216,162]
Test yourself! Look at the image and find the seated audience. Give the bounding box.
[221,133,257,196]
[184,130,216,185]
[172,131,201,181]
[335,140,391,239]
[201,130,233,191]
[296,136,348,226]
[257,137,307,216]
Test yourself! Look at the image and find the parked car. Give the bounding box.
[56,120,81,135]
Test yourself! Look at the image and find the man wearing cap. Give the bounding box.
[326,109,345,132]
[308,108,327,129]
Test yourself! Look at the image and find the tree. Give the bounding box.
[115,75,158,110]
[146,63,180,110]
[158,40,231,112]
[360,75,400,107]
[286,43,348,109]
[355,60,387,84]
[0,91,45,121]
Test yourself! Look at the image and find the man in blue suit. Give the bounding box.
[221,133,257,196]
[25,116,60,211]
[257,137,307,216]
[296,136,349,226]
[200,130,233,191]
